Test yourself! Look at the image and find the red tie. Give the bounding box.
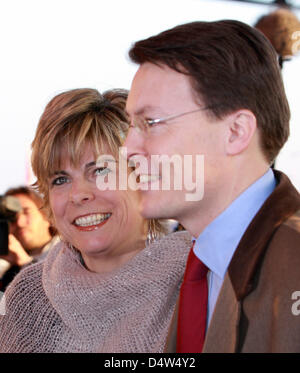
[177,244,209,353]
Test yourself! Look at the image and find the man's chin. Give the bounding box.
[139,196,172,220]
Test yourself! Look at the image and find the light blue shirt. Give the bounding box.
[193,168,276,327]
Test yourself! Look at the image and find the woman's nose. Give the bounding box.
[69,181,95,205]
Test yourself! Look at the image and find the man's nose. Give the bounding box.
[123,126,147,161]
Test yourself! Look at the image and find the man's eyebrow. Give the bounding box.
[126,106,161,117]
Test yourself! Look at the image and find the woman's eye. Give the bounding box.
[51,176,68,186]
[95,167,111,177]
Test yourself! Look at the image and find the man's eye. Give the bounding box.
[51,176,68,186]
[145,118,160,127]
[95,167,111,176]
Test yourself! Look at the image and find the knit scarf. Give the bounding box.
[0,231,191,352]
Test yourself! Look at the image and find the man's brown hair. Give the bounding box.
[129,20,290,163]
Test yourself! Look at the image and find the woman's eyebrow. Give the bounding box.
[52,160,117,175]
[96,158,117,165]
[52,170,68,176]
[85,160,118,169]
[85,161,96,169]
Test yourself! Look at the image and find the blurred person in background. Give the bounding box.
[0,186,57,291]
[0,88,190,352]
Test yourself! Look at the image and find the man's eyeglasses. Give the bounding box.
[129,107,211,134]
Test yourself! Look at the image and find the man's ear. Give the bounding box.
[225,110,257,156]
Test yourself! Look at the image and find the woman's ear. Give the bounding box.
[225,109,257,156]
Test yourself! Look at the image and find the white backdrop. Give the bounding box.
[0,0,299,193]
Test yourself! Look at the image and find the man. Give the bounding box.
[0,186,56,290]
[124,20,300,352]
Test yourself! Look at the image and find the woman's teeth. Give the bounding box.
[74,213,111,227]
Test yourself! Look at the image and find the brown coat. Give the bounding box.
[165,171,300,352]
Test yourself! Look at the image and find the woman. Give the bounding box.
[0,88,191,352]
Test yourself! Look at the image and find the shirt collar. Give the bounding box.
[193,168,276,279]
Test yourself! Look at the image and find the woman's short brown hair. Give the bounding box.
[129,20,290,164]
[31,88,166,238]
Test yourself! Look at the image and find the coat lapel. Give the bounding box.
[203,273,241,352]
[228,170,300,300]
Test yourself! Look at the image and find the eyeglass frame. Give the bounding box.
[129,107,213,133]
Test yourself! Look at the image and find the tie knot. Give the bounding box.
[184,246,208,282]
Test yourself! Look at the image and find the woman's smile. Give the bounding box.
[72,212,112,231]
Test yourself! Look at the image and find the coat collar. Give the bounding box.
[228,170,300,300]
